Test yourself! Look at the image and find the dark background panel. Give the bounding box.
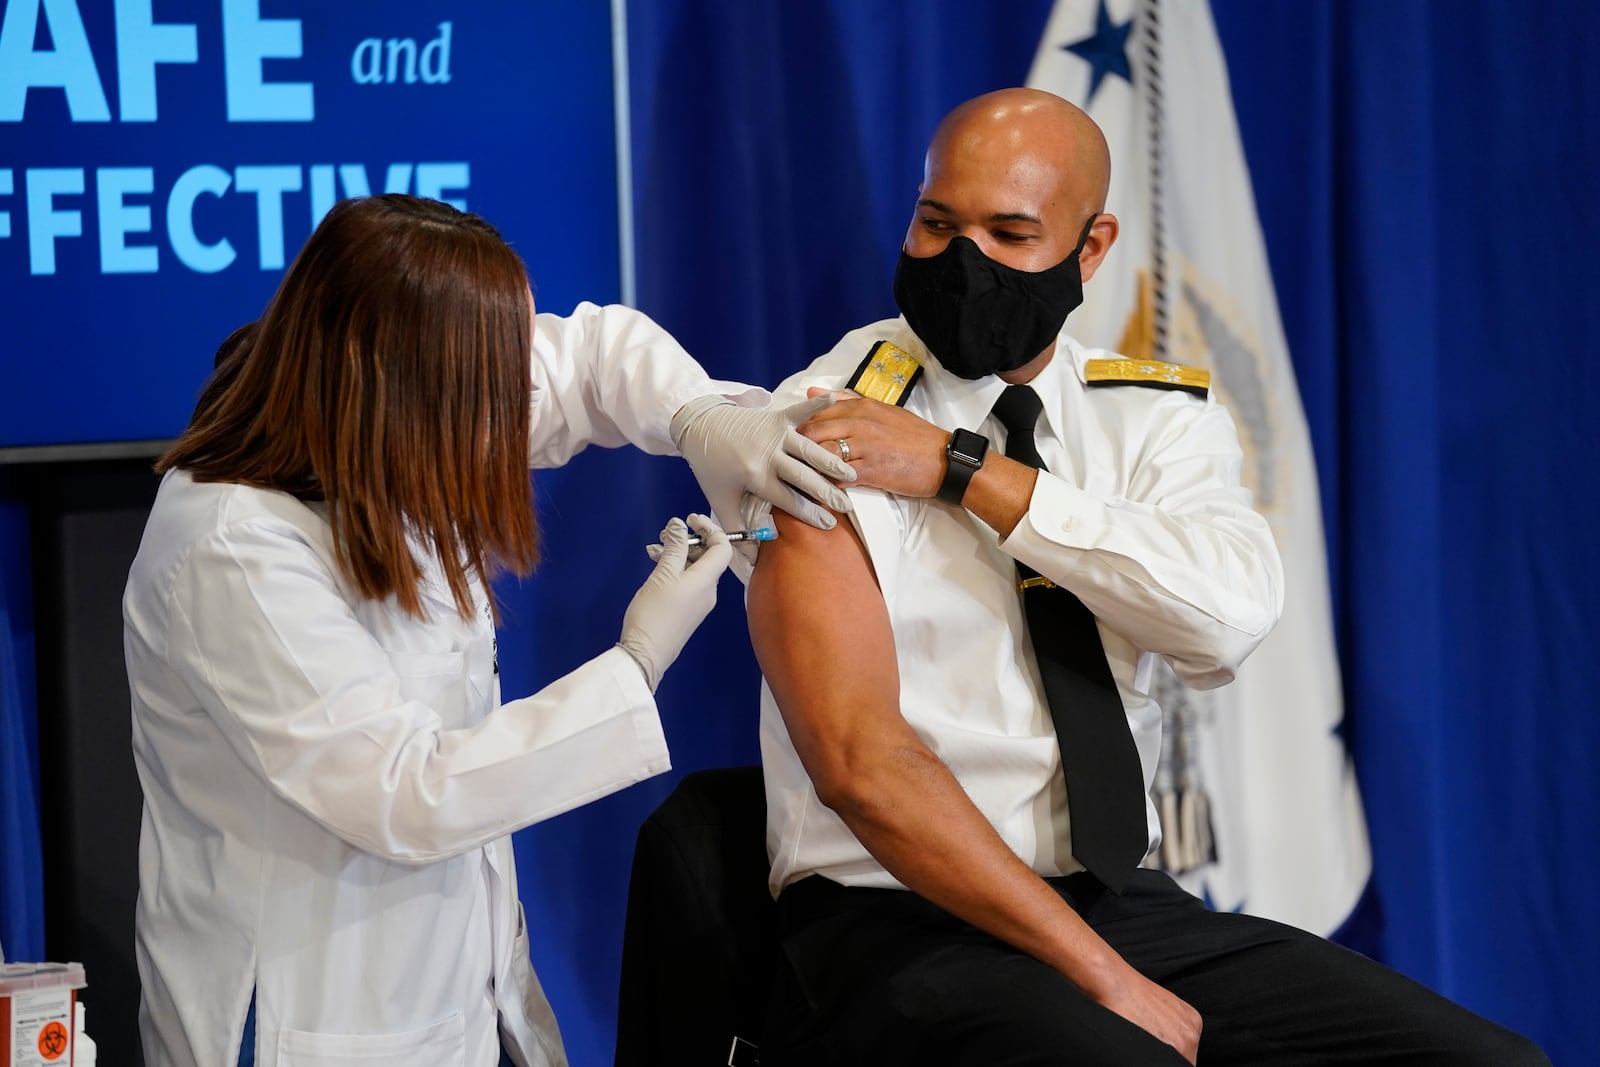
[23,458,161,1062]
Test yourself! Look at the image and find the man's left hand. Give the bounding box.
[797,387,950,499]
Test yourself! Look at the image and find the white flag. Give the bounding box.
[1029,0,1370,934]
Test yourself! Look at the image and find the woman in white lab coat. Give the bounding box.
[123,194,844,1067]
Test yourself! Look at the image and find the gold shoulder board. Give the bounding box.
[1083,358,1210,399]
[847,340,923,407]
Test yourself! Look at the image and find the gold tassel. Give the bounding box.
[1157,788,1183,871]
[1177,788,1217,872]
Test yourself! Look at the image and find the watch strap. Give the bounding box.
[937,428,988,506]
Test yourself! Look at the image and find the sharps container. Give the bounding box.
[0,963,87,1065]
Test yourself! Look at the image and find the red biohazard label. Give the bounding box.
[37,1019,70,1060]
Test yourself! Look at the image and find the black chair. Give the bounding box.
[615,767,776,1067]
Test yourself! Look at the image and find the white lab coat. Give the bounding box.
[124,303,762,1067]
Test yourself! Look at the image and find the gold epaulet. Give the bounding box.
[846,340,923,406]
[1083,358,1210,398]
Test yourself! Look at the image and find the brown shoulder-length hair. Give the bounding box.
[158,194,539,621]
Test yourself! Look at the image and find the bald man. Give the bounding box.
[743,89,1547,1066]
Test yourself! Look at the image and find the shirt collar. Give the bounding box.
[893,318,1078,447]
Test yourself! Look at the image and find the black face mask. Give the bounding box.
[892,215,1096,380]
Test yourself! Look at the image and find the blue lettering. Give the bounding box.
[309,164,337,228]
[385,38,418,85]
[234,165,302,269]
[416,163,469,211]
[350,39,383,85]
[113,0,198,122]
[350,24,451,87]
[4,163,472,275]
[221,0,312,121]
[335,163,414,199]
[167,164,234,272]
[96,166,158,272]
[0,0,111,122]
[26,168,85,274]
[420,23,452,85]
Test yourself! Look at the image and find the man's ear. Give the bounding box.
[1078,212,1120,284]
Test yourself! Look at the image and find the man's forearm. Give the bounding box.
[959,450,1040,539]
[821,734,1127,997]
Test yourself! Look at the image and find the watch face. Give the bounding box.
[949,428,988,467]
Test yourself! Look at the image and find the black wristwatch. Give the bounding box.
[937,428,990,506]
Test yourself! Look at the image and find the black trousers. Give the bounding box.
[762,870,1549,1066]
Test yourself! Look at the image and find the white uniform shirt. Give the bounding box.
[759,318,1284,894]
[125,303,762,1067]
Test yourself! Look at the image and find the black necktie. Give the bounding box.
[991,384,1147,892]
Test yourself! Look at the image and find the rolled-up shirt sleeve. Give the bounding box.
[527,301,768,468]
[1000,398,1284,688]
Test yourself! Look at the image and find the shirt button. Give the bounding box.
[1060,517,1078,533]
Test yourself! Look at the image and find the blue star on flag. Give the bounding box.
[1061,0,1135,104]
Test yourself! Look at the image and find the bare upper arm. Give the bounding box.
[747,508,911,801]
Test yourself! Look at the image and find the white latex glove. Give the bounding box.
[618,515,733,692]
[670,395,857,534]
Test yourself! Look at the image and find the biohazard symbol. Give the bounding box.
[37,1018,70,1060]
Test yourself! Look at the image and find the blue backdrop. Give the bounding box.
[0,1,621,447]
[2,2,1595,1065]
